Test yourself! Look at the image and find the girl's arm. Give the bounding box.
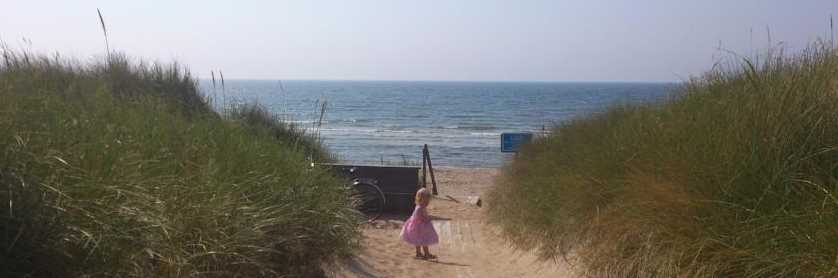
[419,206,430,222]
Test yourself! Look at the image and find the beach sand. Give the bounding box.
[328,167,576,278]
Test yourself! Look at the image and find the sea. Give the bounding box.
[199,80,677,168]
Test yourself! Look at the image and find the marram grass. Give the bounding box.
[488,43,838,277]
[0,49,360,277]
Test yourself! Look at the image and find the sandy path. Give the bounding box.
[329,168,576,278]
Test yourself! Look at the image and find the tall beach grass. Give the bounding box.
[488,43,838,277]
[0,49,360,277]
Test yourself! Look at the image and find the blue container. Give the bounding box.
[501,132,534,153]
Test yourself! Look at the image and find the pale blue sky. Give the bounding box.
[1,0,835,81]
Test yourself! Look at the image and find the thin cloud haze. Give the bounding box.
[1,0,835,81]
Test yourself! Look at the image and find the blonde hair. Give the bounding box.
[415,188,431,206]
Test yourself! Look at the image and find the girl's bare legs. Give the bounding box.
[415,246,423,258]
[422,246,436,259]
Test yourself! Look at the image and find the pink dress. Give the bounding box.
[400,205,439,246]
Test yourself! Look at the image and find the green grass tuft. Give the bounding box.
[0,48,360,277]
[488,43,838,277]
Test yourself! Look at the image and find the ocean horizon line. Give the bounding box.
[198,78,682,84]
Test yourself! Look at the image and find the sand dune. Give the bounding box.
[329,168,576,278]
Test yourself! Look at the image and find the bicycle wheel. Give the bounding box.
[350,181,386,221]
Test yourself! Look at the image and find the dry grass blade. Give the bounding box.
[96,8,109,57]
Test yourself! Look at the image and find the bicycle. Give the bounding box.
[342,166,387,222]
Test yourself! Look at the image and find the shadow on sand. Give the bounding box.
[340,256,381,278]
[426,259,470,267]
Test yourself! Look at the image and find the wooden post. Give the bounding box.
[422,146,427,189]
[423,144,438,195]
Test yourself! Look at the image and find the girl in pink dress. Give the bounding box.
[400,188,439,259]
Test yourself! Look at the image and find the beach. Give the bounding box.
[329,167,575,278]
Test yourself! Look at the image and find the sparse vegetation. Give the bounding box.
[0,49,360,277]
[488,43,838,277]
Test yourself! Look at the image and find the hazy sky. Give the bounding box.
[1,0,836,81]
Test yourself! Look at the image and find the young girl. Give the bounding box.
[400,188,439,260]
